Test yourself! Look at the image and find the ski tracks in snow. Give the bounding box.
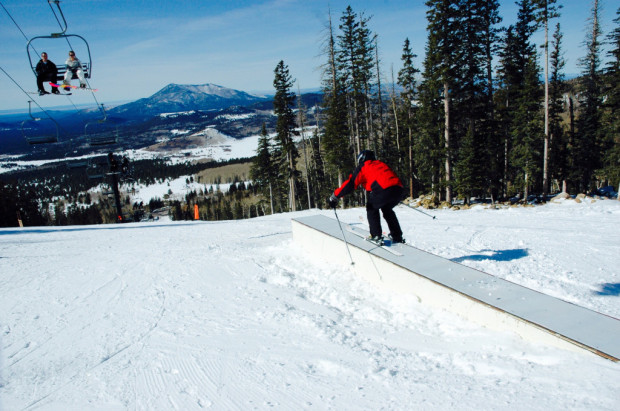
[1,206,619,409]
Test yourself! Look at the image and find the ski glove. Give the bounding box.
[328,194,339,209]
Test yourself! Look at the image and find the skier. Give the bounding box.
[62,51,86,91]
[35,52,59,95]
[328,150,405,245]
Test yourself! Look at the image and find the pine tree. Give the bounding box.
[573,0,603,192]
[337,6,375,157]
[416,30,444,198]
[308,128,329,208]
[600,8,620,190]
[511,52,543,200]
[321,8,353,188]
[532,0,561,196]
[478,0,503,201]
[453,0,501,202]
[296,88,313,209]
[548,23,568,192]
[272,60,300,211]
[496,0,541,200]
[398,38,420,198]
[424,0,460,202]
[250,123,277,214]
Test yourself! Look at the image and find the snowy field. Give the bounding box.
[1,198,619,410]
[0,132,259,175]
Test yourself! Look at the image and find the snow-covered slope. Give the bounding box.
[1,199,619,409]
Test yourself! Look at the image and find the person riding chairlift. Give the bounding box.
[62,50,86,91]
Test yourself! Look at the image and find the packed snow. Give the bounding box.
[1,198,619,410]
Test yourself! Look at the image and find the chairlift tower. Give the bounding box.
[107,152,125,223]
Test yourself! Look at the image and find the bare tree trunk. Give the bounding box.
[286,151,296,212]
[297,86,312,209]
[375,37,385,151]
[409,128,413,199]
[542,15,550,197]
[524,170,529,203]
[268,183,274,215]
[390,68,401,155]
[503,137,509,199]
[444,82,452,203]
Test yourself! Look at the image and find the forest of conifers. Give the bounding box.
[1,1,619,226]
[251,1,619,212]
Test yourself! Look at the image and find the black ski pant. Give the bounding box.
[366,186,403,240]
[37,72,58,93]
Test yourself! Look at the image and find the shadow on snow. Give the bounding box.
[593,283,620,297]
[451,248,529,263]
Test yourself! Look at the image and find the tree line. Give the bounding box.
[251,1,619,211]
[0,157,249,227]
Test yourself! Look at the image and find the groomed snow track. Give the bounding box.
[292,214,620,362]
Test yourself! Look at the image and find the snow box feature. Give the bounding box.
[291,214,620,362]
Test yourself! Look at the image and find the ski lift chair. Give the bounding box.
[26,1,92,83]
[21,101,59,145]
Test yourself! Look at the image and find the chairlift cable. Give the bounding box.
[0,65,70,137]
[45,0,102,112]
[1,0,86,120]
[0,1,34,44]
[4,0,107,141]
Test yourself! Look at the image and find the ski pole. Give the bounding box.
[399,202,437,219]
[333,208,355,265]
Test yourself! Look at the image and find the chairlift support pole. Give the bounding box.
[108,152,125,223]
[48,0,68,37]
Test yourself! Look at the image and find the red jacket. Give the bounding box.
[334,160,403,199]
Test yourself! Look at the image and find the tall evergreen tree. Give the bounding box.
[532,0,561,196]
[398,38,420,198]
[424,0,460,202]
[496,0,541,200]
[337,6,375,157]
[479,0,504,201]
[416,30,444,198]
[272,60,300,211]
[453,0,500,202]
[600,8,620,189]
[573,0,603,192]
[250,123,277,214]
[321,8,353,187]
[548,23,568,192]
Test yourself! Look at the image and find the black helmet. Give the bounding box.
[357,150,376,165]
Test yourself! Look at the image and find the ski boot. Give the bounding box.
[389,234,406,244]
[367,235,385,246]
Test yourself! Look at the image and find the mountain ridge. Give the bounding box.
[110,83,270,117]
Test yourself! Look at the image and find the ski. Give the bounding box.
[28,91,72,96]
[381,232,414,250]
[345,225,403,256]
[49,82,98,92]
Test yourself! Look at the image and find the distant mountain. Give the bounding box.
[110,83,270,118]
[0,84,324,159]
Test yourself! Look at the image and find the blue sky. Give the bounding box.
[0,0,616,112]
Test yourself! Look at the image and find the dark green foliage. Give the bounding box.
[5,3,619,227]
[572,0,604,192]
[600,8,620,187]
[548,23,569,188]
[0,182,46,227]
[250,123,279,212]
[273,60,300,211]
